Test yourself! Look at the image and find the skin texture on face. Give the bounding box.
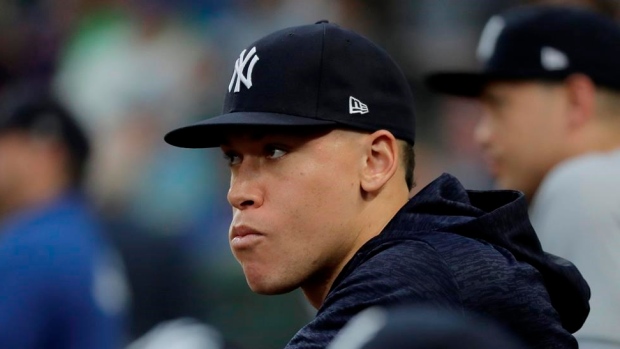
[0,133,35,215]
[476,81,570,199]
[221,127,393,307]
[0,131,69,218]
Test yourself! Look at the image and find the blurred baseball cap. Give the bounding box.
[164,20,416,148]
[327,305,527,349]
[425,6,620,97]
[0,93,90,170]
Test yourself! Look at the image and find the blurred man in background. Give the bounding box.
[427,5,620,349]
[0,93,130,349]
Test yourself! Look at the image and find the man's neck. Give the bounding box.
[0,177,69,222]
[573,121,620,155]
[301,185,410,310]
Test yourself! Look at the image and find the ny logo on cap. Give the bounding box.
[229,47,260,93]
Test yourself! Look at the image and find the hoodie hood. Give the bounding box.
[390,173,590,333]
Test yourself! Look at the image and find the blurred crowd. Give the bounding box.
[0,0,618,348]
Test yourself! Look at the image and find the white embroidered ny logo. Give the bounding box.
[229,47,260,93]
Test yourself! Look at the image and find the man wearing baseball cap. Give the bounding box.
[426,5,620,349]
[166,20,589,348]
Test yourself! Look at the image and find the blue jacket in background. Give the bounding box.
[287,173,590,349]
[0,190,130,349]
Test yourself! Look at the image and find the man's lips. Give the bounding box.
[230,225,265,249]
[231,225,264,238]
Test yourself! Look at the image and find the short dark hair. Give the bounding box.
[0,95,90,186]
[595,86,620,118]
[400,141,415,191]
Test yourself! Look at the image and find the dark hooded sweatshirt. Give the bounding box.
[285,173,590,349]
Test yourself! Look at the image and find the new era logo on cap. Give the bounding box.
[349,96,369,114]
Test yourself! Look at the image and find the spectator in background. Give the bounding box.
[0,93,130,349]
[427,5,620,349]
[53,1,229,338]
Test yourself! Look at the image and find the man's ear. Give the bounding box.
[360,130,399,193]
[564,74,596,130]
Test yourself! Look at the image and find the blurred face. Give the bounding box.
[476,81,568,199]
[221,128,367,295]
[0,132,36,215]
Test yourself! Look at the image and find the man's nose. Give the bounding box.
[474,112,493,148]
[227,163,264,210]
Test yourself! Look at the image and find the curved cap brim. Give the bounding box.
[425,72,491,97]
[164,112,338,148]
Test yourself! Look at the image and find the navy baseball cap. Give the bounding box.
[164,20,416,148]
[425,6,620,97]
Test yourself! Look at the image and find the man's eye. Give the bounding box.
[223,152,242,165]
[266,146,287,159]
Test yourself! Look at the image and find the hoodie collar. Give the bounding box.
[384,173,590,333]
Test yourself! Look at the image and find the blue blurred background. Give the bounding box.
[0,0,617,348]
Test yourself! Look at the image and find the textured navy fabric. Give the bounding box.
[285,173,589,349]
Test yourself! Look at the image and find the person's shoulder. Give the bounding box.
[361,229,489,263]
[355,236,446,271]
[363,228,501,271]
[339,236,462,290]
[324,237,462,317]
[534,149,620,209]
[543,149,620,190]
[45,192,107,242]
[0,193,107,262]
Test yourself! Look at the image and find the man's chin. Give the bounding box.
[494,175,513,191]
[246,278,297,295]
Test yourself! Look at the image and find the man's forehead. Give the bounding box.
[481,80,527,99]
[487,79,564,90]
